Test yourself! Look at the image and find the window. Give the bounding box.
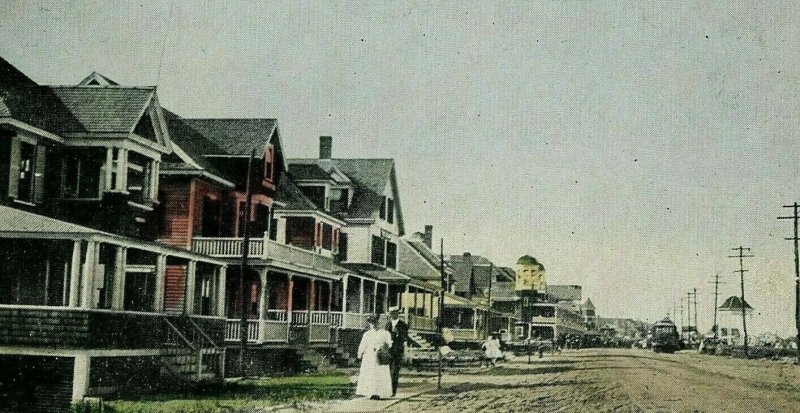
[386,241,397,269]
[329,188,349,213]
[263,146,274,181]
[387,198,394,224]
[371,235,385,265]
[302,186,326,209]
[201,196,221,236]
[63,150,103,199]
[379,197,386,219]
[337,232,348,262]
[127,152,152,204]
[322,223,333,250]
[269,217,278,240]
[7,139,46,204]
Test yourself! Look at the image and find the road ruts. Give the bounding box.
[386,349,800,412]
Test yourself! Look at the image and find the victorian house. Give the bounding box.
[0,59,228,412]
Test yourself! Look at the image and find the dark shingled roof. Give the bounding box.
[275,174,321,211]
[407,238,451,272]
[719,296,753,311]
[0,57,83,134]
[161,109,227,178]
[182,118,277,156]
[288,158,401,231]
[47,86,155,134]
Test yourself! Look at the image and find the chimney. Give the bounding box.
[422,225,433,248]
[319,136,332,159]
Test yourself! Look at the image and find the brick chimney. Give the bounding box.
[319,136,332,159]
[422,225,433,248]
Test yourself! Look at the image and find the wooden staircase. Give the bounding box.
[408,331,434,350]
[160,316,226,384]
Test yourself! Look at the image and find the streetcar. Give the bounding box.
[650,318,681,353]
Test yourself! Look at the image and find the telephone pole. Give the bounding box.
[691,288,698,335]
[728,246,753,358]
[709,274,724,340]
[778,202,800,364]
[238,148,256,377]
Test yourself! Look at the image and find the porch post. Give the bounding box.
[473,308,478,339]
[286,274,294,322]
[112,246,127,310]
[216,265,228,317]
[258,270,268,343]
[341,275,349,313]
[68,240,82,307]
[185,260,197,314]
[117,149,128,190]
[79,241,98,309]
[403,284,410,320]
[358,277,364,314]
[309,279,317,311]
[327,280,333,311]
[71,355,91,402]
[372,280,377,313]
[105,148,114,190]
[154,254,166,312]
[421,290,426,317]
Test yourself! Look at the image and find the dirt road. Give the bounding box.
[382,349,800,412]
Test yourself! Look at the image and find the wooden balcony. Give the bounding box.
[192,237,334,273]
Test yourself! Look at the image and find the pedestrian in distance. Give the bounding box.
[482,333,503,366]
[356,314,393,400]
[385,306,408,397]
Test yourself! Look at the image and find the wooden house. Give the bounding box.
[0,59,228,412]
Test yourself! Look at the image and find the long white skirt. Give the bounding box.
[355,350,393,398]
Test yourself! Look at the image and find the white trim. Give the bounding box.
[0,118,64,143]
[159,168,235,189]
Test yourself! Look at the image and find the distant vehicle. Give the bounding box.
[650,318,681,353]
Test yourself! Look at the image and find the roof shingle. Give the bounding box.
[182,118,277,156]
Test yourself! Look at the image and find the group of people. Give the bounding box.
[355,306,408,400]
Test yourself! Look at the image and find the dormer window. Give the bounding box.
[329,188,349,213]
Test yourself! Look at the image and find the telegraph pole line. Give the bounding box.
[728,246,753,358]
[778,202,800,364]
[680,297,685,341]
[692,288,698,335]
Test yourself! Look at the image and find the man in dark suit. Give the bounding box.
[385,306,408,397]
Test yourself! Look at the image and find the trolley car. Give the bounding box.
[650,318,681,353]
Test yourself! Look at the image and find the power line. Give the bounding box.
[156,0,176,86]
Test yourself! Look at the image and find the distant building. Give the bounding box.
[717,296,753,344]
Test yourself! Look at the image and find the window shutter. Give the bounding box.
[7,137,20,199]
[379,197,386,219]
[33,145,46,204]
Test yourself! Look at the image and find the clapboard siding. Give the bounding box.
[164,264,187,314]
[158,180,192,248]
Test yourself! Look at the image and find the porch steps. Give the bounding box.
[159,316,225,384]
[408,331,434,350]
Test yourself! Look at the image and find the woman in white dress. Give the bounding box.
[356,315,393,399]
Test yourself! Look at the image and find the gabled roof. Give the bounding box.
[79,71,120,86]
[289,158,404,234]
[406,238,451,273]
[161,109,227,175]
[46,86,156,134]
[182,118,277,156]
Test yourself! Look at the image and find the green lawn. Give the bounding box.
[104,374,354,413]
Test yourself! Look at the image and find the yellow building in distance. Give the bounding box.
[515,255,546,292]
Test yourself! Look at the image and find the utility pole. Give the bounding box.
[778,202,800,364]
[692,288,698,335]
[238,148,256,377]
[709,274,724,340]
[728,246,753,358]
[437,238,445,390]
[687,291,692,335]
[680,297,684,341]
[485,262,493,339]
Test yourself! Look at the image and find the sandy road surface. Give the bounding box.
[383,349,800,412]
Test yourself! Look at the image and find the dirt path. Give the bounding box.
[382,349,800,412]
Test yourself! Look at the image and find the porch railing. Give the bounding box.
[341,312,370,329]
[291,310,309,325]
[310,311,330,325]
[448,328,479,341]
[191,237,333,272]
[265,309,288,321]
[225,319,260,343]
[224,318,290,343]
[408,314,437,332]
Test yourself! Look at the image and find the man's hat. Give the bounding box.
[389,306,400,312]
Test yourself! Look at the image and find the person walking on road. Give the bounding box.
[356,315,393,400]
[385,306,408,397]
[482,334,503,366]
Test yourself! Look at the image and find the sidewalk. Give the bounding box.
[325,381,440,413]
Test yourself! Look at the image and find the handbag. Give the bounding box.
[377,343,392,365]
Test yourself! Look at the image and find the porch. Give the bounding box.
[192,236,334,274]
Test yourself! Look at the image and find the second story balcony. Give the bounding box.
[191,236,334,274]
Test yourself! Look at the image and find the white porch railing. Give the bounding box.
[291,310,309,325]
[341,312,370,329]
[266,309,288,321]
[448,328,479,341]
[191,237,334,272]
[310,311,330,325]
[225,319,260,343]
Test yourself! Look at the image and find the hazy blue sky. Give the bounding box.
[2,1,800,334]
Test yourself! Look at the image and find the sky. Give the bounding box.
[2,1,800,335]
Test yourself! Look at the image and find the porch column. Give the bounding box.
[413,287,418,315]
[372,281,377,313]
[309,279,317,311]
[216,265,228,317]
[154,254,166,312]
[79,241,99,309]
[286,274,294,323]
[184,260,197,314]
[68,241,82,307]
[105,147,114,190]
[111,246,127,310]
[327,280,333,312]
[341,275,349,313]
[117,148,128,190]
[420,290,426,317]
[71,355,91,402]
[258,270,268,343]
[358,277,364,314]
[403,284,410,320]
[473,308,479,339]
